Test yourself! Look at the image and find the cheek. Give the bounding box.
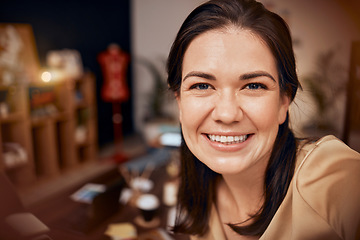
[178,97,210,131]
[179,98,199,123]
[244,97,284,129]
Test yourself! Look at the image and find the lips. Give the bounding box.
[207,134,249,145]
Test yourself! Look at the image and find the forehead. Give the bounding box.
[186,26,269,55]
[182,28,277,77]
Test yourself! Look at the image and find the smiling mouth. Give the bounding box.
[207,134,249,145]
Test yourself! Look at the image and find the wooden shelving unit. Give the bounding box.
[73,73,98,164]
[0,83,36,187]
[0,72,98,188]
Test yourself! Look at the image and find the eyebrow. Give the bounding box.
[182,71,216,82]
[182,70,276,82]
[240,71,276,82]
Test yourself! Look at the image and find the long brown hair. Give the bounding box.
[167,0,300,236]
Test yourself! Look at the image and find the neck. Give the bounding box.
[217,156,268,222]
[224,174,264,212]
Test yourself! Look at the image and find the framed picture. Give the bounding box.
[0,23,40,85]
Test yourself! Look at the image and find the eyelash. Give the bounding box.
[189,83,213,90]
[245,82,267,90]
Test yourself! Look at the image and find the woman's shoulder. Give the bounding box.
[295,135,360,190]
[294,135,360,239]
[295,135,360,187]
[296,135,360,174]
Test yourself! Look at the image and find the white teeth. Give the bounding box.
[208,134,248,144]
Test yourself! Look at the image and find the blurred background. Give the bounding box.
[0,0,359,238]
[1,0,359,146]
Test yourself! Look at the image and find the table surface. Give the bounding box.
[29,164,189,240]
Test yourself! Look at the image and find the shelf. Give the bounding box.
[31,112,70,127]
[1,73,98,188]
[75,100,88,109]
[4,161,28,171]
[0,112,25,123]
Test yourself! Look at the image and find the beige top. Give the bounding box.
[191,135,360,240]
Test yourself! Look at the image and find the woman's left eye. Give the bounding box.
[245,83,267,90]
[190,83,212,90]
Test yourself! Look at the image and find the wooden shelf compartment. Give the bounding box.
[56,118,78,170]
[74,72,96,106]
[75,144,98,164]
[0,84,28,114]
[31,119,60,179]
[74,73,98,163]
[1,120,36,186]
[31,116,81,178]
[31,111,70,127]
[0,111,26,123]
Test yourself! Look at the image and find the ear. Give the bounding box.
[175,92,182,123]
[278,94,290,125]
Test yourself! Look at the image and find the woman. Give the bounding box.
[166,0,360,239]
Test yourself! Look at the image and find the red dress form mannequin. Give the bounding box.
[98,44,130,163]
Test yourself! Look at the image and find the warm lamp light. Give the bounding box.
[41,71,52,82]
[39,69,65,83]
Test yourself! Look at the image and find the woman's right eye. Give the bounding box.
[190,83,212,90]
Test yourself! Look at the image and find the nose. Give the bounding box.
[211,91,243,124]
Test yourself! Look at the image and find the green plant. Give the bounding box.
[137,57,169,121]
[303,48,347,130]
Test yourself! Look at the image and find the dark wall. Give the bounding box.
[0,0,134,147]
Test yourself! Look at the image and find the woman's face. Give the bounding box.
[176,28,290,175]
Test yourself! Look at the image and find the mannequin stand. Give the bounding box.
[112,102,128,163]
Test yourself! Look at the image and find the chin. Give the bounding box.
[203,157,248,175]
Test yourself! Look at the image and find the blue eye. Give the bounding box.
[191,83,211,90]
[246,83,266,90]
